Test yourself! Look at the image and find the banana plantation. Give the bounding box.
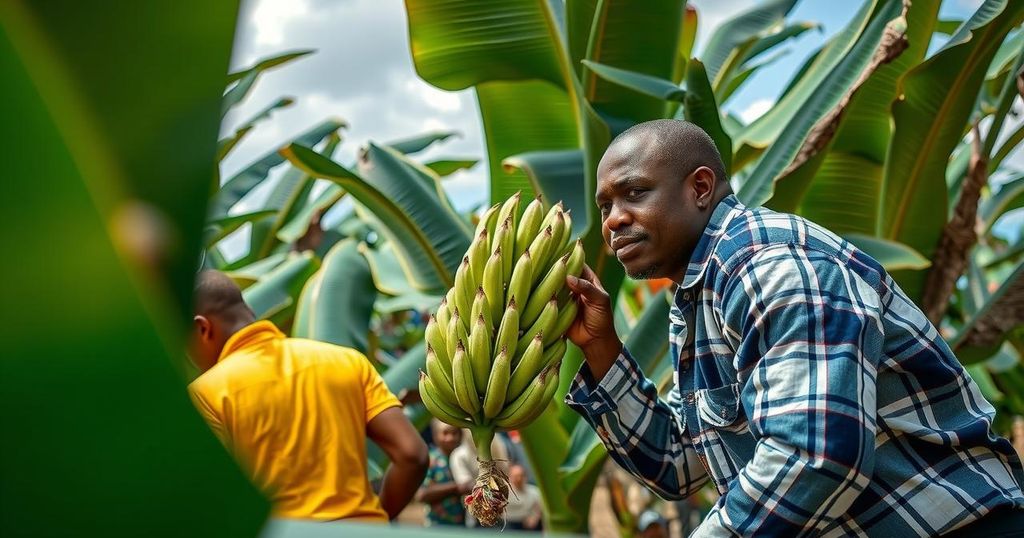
[4,0,1022,536]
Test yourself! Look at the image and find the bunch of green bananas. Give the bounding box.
[417,192,584,525]
[419,191,583,432]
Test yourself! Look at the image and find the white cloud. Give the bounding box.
[248,0,311,47]
[738,98,774,123]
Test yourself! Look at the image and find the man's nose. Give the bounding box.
[604,204,632,231]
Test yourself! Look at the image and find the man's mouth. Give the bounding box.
[611,234,646,260]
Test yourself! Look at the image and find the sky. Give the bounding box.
[218,0,1019,258]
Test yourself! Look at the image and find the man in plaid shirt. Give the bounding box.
[564,120,1024,536]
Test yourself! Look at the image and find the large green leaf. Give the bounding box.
[581,60,685,102]
[242,251,320,326]
[477,80,581,205]
[701,0,799,87]
[581,0,686,124]
[210,119,345,219]
[682,59,733,174]
[385,130,458,155]
[276,183,346,244]
[357,143,471,275]
[980,176,1024,232]
[281,144,459,292]
[880,0,1024,299]
[502,149,588,237]
[204,209,277,248]
[424,159,478,177]
[292,240,376,352]
[222,49,312,117]
[567,0,599,80]
[404,0,565,90]
[738,0,906,207]
[217,97,294,162]
[246,134,344,263]
[736,0,879,153]
[1,1,269,534]
[225,252,289,288]
[986,30,1023,79]
[844,234,930,271]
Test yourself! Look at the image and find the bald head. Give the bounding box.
[193,270,253,320]
[608,119,729,189]
[189,271,256,372]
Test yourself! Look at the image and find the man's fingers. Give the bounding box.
[567,269,609,306]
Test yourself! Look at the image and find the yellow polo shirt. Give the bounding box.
[188,321,400,521]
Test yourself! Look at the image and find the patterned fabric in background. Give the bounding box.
[422,447,465,526]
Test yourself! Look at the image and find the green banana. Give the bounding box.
[521,252,569,328]
[495,364,556,427]
[550,210,568,257]
[482,246,504,324]
[550,298,578,346]
[515,196,544,260]
[494,217,515,286]
[541,338,568,370]
[451,340,480,416]
[565,239,584,277]
[467,228,489,286]
[475,202,501,239]
[445,308,465,360]
[507,332,544,401]
[560,210,574,253]
[425,347,459,407]
[483,346,511,419]
[493,298,519,364]
[468,315,492,393]
[470,287,493,331]
[496,191,521,233]
[505,249,532,309]
[516,298,558,357]
[420,372,474,429]
[498,366,560,430]
[425,315,451,371]
[527,226,555,283]
[453,256,474,328]
[435,295,451,333]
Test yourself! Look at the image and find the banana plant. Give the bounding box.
[403,0,1024,532]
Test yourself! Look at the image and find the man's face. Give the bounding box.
[596,134,707,282]
[508,465,526,489]
[433,423,462,454]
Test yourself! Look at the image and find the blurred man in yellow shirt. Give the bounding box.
[186,271,428,522]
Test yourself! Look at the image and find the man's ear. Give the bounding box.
[690,166,716,210]
[194,315,213,340]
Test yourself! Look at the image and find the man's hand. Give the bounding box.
[566,265,623,381]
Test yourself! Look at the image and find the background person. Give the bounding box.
[187,270,428,521]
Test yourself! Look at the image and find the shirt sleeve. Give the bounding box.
[693,245,881,537]
[564,348,709,500]
[359,353,402,423]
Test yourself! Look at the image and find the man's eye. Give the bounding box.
[627,188,645,198]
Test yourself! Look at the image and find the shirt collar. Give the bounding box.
[679,194,745,290]
[218,320,285,363]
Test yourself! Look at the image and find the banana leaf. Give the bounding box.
[282,144,462,292]
[210,119,346,219]
[502,149,588,238]
[844,234,930,271]
[0,2,269,534]
[738,0,907,207]
[222,49,312,117]
[424,159,478,177]
[682,59,733,174]
[292,240,375,352]
[204,209,277,248]
[581,60,685,102]
[880,0,1024,301]
[980,176,1024,233]
[385,130,458,155]
[701,0,799,89]
[242,251,320,327]
[218,97,294,162]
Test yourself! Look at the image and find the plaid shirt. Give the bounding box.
[566,194,1024,537]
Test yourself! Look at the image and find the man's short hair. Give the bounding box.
[614,119,729,186]
[193,270,253,319]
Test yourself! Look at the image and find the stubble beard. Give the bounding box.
[626,263,660,280]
